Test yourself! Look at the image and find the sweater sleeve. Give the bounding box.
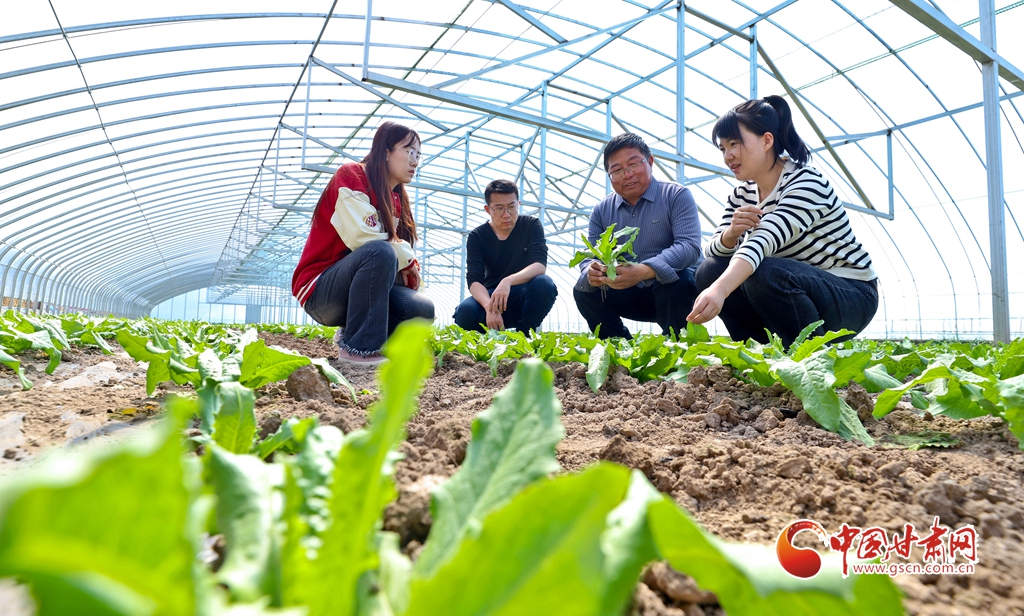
[329,187,415,270]
[706,185,755,258]
[466,228,485,287]
[639,185,702,283]
[733,168,831,271]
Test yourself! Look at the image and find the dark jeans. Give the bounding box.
[695,255,878,347]
[302,241,434,355]
[453,275,558,333]
[572,268,697,340]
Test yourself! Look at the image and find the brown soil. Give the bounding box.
[1,333,1022,616]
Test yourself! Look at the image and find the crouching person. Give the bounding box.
[292,121,434,366]
[453,179,557,332]
[573,133,703,339]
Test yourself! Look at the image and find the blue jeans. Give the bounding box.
[572,268,698,340]
[302,241,434,355]
[453,275,558,333]
[695,255,878,347]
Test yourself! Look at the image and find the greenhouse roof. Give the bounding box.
[1,0,1022,338]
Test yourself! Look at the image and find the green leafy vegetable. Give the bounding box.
[0,401,197,616]
[415,358,564,577]
[284,320,433,615]
[587,342,613,392]
[648,496,903,616]
[569,224,641,281]
[878,431,961,450]
[405,463,635,616]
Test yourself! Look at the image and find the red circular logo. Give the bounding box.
[776,519,829,578]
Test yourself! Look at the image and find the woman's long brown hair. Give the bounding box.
[361,121,419,245]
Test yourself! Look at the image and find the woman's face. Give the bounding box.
[719,124,775,183]
[387,136,420,187]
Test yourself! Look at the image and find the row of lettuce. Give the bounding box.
[432,322,1024,448]
[0,319,903,615]
[2,311,1023,449]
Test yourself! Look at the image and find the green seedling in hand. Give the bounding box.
[569,224,641,281]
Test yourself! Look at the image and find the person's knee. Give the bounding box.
[529,275,558,302]
[453,299,484,330]
[413,296,435,321]
[742,259,789,297]
[572,286,597,309]
[695,256,727,291]
[359,240,398,267]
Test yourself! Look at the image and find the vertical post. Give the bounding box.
[749,25,758,99]
[362,0,374,81]
[520,144,527,201]
[887,130,894,216]
[540,81,548,221]
[302,61,312,168]
[606,100,612,194]
[980,0,1009,343]
[460,133,470,302]
[272,129,281,206]
[416,185,427,277]
[676,1,686,182]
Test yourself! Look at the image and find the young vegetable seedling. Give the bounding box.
[569,223,641,281]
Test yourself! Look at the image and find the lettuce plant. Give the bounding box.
[569,224,641,281]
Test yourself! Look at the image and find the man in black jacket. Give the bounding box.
[453,179,557,332]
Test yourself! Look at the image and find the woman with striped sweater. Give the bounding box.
[687,96,878,347]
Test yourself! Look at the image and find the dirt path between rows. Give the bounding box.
[1,332,1021,616]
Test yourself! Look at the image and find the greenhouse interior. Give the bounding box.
[4,3,1024,616]
[1,0,1021,341]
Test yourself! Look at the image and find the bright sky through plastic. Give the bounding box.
[1,0,1023,337]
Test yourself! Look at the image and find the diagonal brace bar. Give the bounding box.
[494,0,567,43]
[365,71,729,175]
[888,0,1024,92]
[312,57,449,131]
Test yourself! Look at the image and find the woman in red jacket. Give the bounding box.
[292,121,433,365]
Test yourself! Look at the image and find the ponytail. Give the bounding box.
[761,95,809,166]
[711,95,810,167]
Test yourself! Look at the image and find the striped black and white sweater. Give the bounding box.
[706,160,876,281]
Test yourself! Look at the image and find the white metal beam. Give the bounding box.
[364,71,730,176]
[493,0,567,43]
[888,0,1024,92]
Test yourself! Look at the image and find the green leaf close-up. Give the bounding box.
[213,382,258,454]
[284,320,433,616]
[415,358,565,577]
[648,497,903,616]
[239,340,311,389]
[208,446,279,603]
[0,404,197,616]
[405,463,634,616]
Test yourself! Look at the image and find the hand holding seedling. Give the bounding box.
[569,223,641,284]
[722,204,762,248]
[588,261,654,290]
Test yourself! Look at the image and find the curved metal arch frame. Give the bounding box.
[1,1,1020,339]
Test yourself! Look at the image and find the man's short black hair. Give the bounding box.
[484,178,519,205]
[603,133,652,170]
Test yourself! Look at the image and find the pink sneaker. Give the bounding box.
[338,348,387,367]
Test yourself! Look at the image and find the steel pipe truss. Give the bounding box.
[0,2,1020,339]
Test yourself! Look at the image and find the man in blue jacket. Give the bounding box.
[573,133,702,339]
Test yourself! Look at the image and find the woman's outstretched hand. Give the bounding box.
[687,286,726,324]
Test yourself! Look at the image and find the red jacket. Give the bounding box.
[292,163,416,305]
